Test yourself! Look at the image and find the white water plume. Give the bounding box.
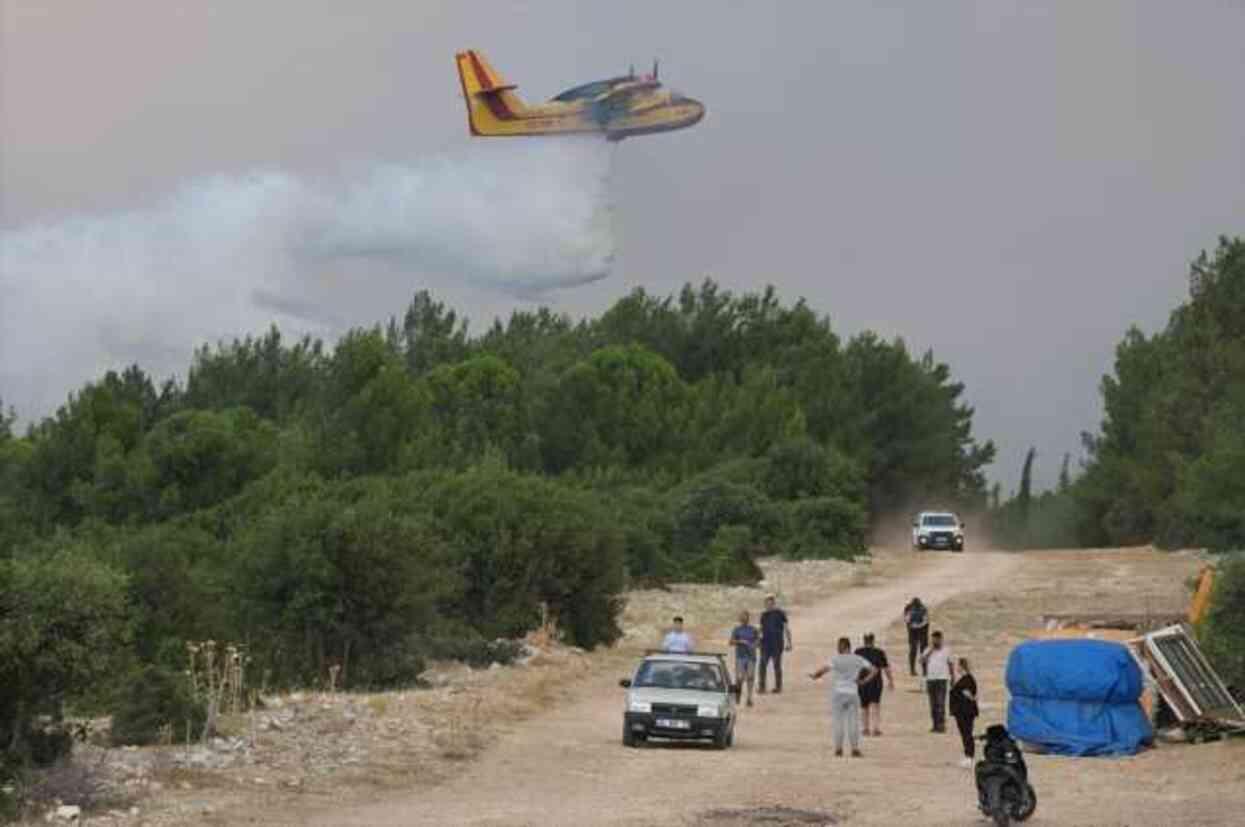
[0,138,615,419]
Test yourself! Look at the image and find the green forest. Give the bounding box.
[988,237,1245,554]
[4,233,1243,784]
[0,280,994,766]
[988,236,1245,693]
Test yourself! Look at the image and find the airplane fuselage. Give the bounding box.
[455,50,704,141]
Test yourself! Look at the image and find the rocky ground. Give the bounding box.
[21,546,1245,826]
[19,554,881,826]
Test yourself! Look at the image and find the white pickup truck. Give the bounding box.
[912,511,965,552]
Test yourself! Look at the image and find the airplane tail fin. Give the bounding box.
[455,50,528,135]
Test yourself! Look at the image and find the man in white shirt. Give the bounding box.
[661,616,694,653]
[919,630,956,733]
[809,636,878,757]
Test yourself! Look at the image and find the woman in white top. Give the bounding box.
[809,637,878,757]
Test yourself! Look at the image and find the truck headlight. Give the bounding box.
[697,704,723,718]
[628,700,651,714]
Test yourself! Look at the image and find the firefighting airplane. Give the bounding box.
[455,49,705,141]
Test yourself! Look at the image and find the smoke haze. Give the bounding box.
[4,2,1245,487]
[0,138,614,418]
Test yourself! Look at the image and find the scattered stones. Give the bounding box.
[50,805,82,822]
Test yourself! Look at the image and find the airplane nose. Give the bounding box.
[684,98,705,126]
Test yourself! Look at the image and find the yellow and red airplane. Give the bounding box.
[455,50,705,142]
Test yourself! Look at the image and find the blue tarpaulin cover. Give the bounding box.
[1006,639,1153,756]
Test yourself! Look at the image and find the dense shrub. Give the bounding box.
[109,666,206,746]
[0,280,1008,705]
[421,467,627,649]
[684,524,764,584]
[232,478,457,688]
[784,496,868,560]
[1199,556,1245,693]
[0,547,129,766]
[672,481,778,554]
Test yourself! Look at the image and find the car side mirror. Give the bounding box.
[619,678,632,688]
[961,523,967,530]
[732,684,742,702]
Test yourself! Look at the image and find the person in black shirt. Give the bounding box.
[950,656,979,767]
[854,632,895,736]
[757,594,792,694]
[903,597,930,676]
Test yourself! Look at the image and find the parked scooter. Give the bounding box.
[974,724,1037,826]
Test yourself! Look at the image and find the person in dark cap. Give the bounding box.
[903,597,929,676]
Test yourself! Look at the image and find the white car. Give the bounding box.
[619,652,738,749]
[912,511,965,552]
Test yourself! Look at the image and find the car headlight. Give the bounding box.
[697,704,723,718]
[918,534,928,541]
[955,535,963,542]
[628,700,651,714]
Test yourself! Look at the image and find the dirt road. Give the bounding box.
[307,550,1020,826]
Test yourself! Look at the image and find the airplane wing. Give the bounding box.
[594,80,660,101]
[589,83,660,122]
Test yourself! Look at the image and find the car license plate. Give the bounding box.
[656,718,691,730]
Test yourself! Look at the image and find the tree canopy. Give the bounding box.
[0,279,994,751]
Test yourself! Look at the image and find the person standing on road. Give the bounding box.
[662,616,694,653]
[854,633,895,736]
[809,637,878,757]
[904,597,930,676]
[920,630,956,732]
[758,594,792,694]
[728,610,760,707]
[950,656,979,768]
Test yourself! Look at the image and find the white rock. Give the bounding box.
[54,805,82,821]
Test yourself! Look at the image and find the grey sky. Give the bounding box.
[3,1,1244,490]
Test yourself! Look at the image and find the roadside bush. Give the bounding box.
[684,524,764,584]
[110,666,205,746]
[672,481,780,553]
[763,438,864,502]
[1199,555,1245,693]
[783,496,868,560]
[424,634,524,668]
[232,478,458,689]
[421,466,627,649]
[0,546,129,768]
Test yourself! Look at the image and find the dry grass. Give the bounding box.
[431,699,485,761]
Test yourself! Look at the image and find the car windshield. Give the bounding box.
[634,660,724,692]
[923,515,958,527]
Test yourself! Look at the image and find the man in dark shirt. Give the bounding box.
[854,632,895,736]
[903,597,930,676]
[758,594,792,694]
